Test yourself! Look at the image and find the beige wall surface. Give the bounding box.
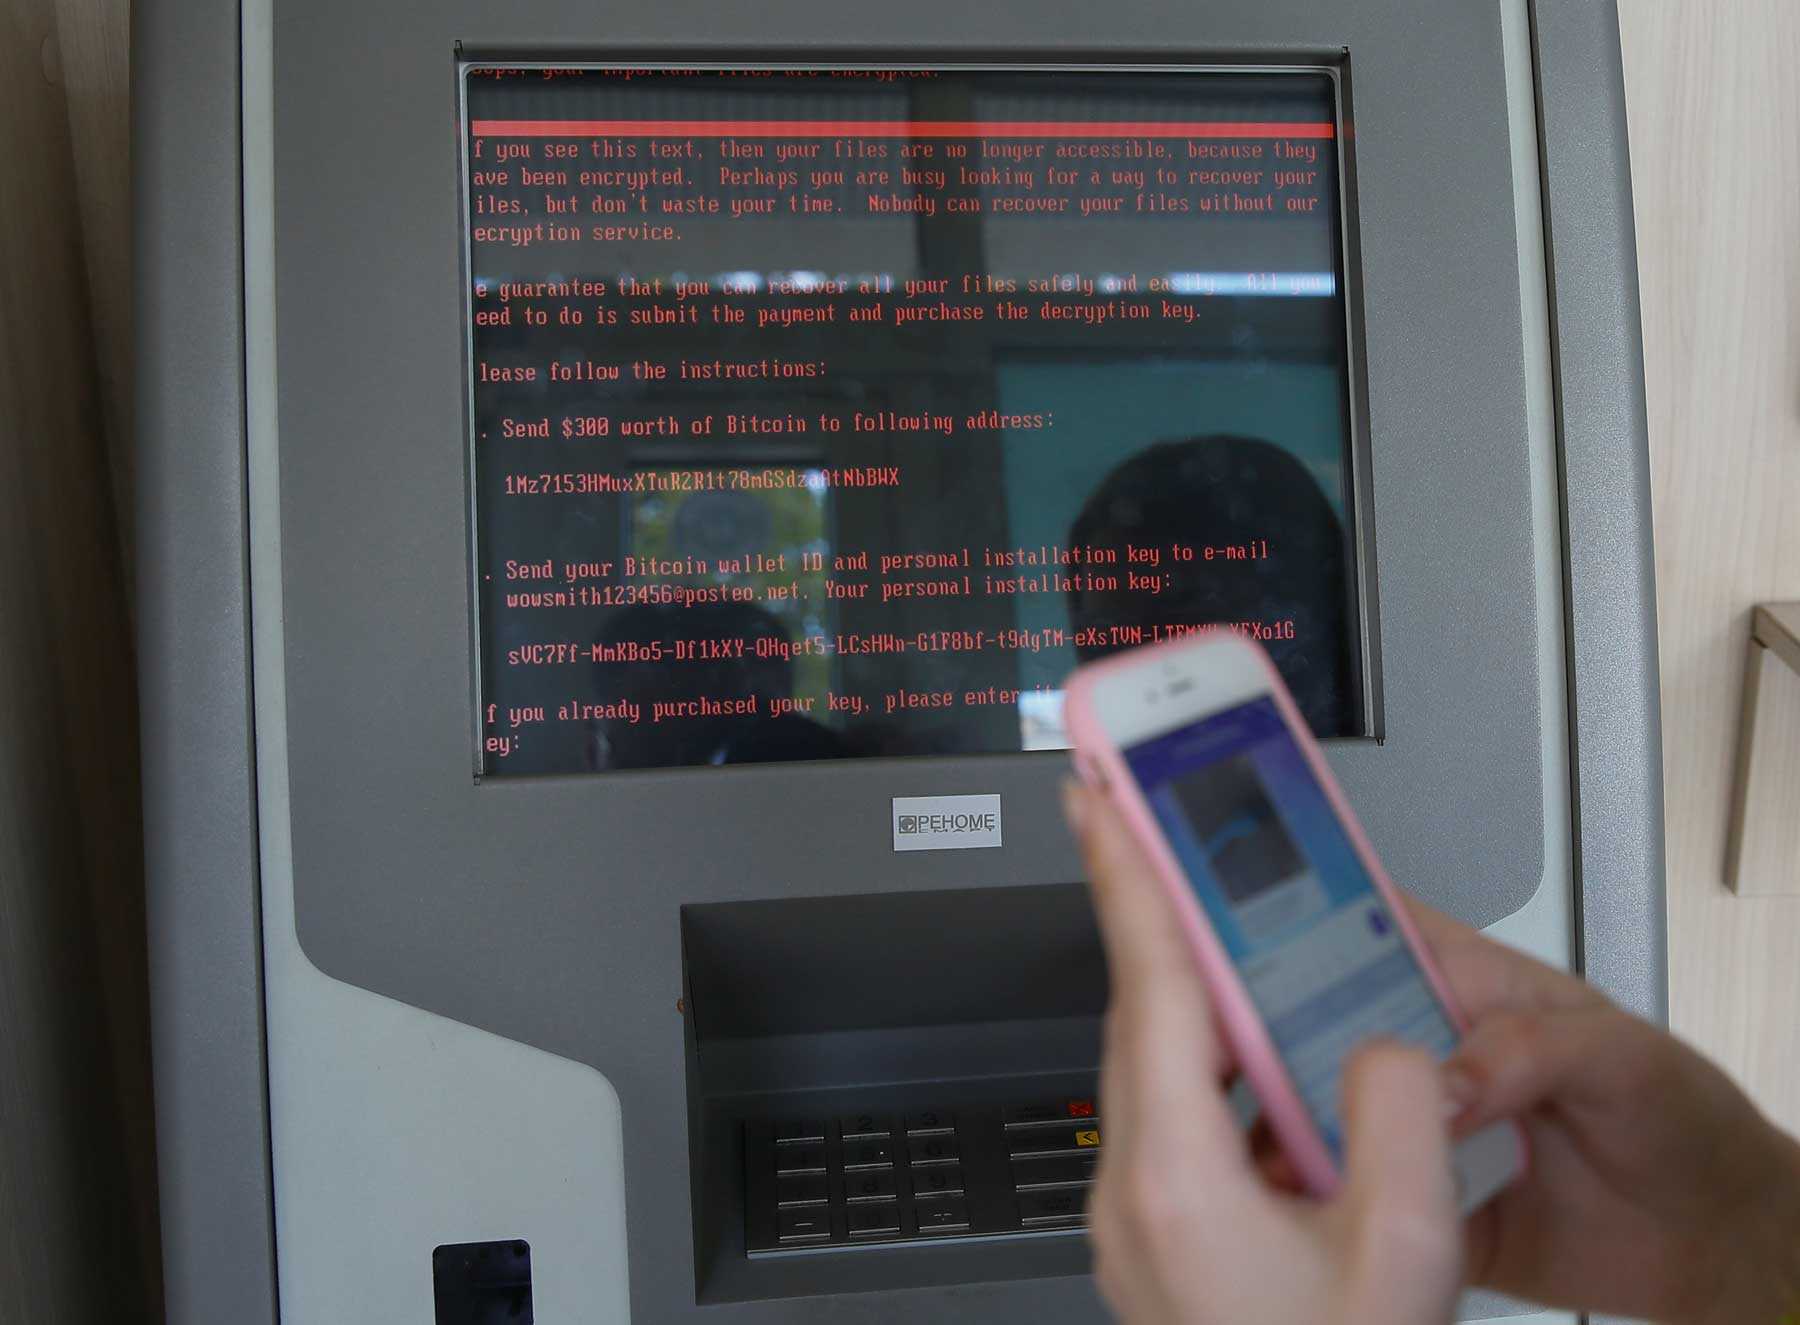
[1619,0,1800,1132]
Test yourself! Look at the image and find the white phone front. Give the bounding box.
[1069,630,1523,1212]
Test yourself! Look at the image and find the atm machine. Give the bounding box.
[137,1,1662,1322]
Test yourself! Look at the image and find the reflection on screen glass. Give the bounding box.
[464,67,1365,775]
[1125,697,1453,1158]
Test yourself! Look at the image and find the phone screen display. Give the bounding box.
[1122,695,1456,1157]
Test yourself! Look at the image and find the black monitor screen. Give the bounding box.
[462,66,1367,776]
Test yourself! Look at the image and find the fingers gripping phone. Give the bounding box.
[1065,630,1524,1211]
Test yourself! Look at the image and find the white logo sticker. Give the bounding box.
[892,794,1003,852]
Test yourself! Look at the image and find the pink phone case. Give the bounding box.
[1063,629,1521,1198]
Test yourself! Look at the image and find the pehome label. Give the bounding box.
[892,794,1003,852]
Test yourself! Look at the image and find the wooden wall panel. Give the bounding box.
[1618,0,1800,1130]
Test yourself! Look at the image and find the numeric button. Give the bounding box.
[914,1200,971,1234]
[838,1112,893,1140]
[777,1210,833,1243]
[905,1109,956,1135]
[775,1144,827,1174]
[843,1138,895,1170]
[776,1174,828,1207]
[847,1204,901,1237]
[909,1165,964,1199]
[843,1170,898,1203]
[907,1134,959,1165]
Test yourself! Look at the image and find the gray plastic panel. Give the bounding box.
[1531,0,1667,1026]
[134,0,281,1319]
[264,3,1546,1319]
[122,0,1661,1322]
[125,0,1660,1319]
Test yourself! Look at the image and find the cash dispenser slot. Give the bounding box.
[681,883,1108,1303]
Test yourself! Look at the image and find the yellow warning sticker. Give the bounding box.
[1075,1129,1101,1147]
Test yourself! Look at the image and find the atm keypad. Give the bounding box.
[745,1092,1101,1256]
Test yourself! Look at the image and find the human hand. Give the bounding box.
[1064,767,1800,1325]
[1064,779,1466,1325]
[1417,898,1800,1324]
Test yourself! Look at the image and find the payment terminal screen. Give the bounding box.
[463,66,1367,775]
[1122,696,1455,1157]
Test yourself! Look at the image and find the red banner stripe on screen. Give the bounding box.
[469,119,1336,139]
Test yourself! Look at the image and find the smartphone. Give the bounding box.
[1064,629,1524,1211]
